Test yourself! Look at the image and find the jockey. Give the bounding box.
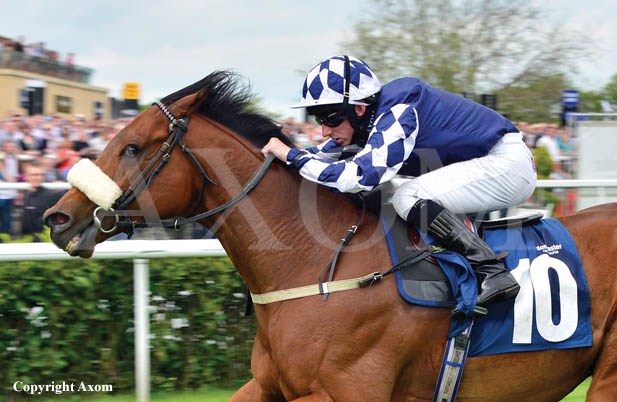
[262,55,537,307]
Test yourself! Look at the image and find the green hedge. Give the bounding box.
[533,146,560,211]
[0,257,256,400]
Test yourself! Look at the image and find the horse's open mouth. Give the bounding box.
[63,223,98,258]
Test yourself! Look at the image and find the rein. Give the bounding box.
[94,102,275,237]
[91,102,410,306]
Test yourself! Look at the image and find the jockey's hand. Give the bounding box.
[261,137,292,162]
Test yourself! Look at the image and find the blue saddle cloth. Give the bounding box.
[385,218,592,356]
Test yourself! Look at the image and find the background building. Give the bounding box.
[0,41,109,120]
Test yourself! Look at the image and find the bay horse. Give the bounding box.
[44,72,617,401]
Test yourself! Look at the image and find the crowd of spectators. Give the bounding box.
[516,121,577,178]
[0,34,87,83]
[0,107,578,239]
[0,111,325,239]
[0,111,128,238]
[279,117,324,148]
[0,35,74,66]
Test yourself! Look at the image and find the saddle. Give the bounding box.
[352,182,543,307]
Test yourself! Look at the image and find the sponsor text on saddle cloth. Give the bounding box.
[385,217,592,356]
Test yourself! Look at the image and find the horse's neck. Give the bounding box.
[201,155,361,294]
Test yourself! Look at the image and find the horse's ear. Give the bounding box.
[181,89,209,117]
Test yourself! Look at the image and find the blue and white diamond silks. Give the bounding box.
[287,103,418,194]
[293,55,381,108]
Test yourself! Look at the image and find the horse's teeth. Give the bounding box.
[64,234,81,253]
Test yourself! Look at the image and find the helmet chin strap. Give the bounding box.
[349,104,377,148]
[340,54,379,147]
[342,54,364,145]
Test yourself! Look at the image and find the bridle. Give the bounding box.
[93,101,373,310]
[93,101,275,238]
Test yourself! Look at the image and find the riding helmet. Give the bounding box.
[291,55,381,109]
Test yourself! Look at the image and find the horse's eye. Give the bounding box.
[122,144,140,157]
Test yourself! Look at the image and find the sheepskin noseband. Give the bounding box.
[67,158,123,211]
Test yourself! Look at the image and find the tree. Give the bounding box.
[343,0,591,96]
[578,90,605,114]
[574,75,617,115]
[496,73,573,122]
[602,74,617,106]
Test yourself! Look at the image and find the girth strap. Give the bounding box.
[249,246,435,305]
[251,272,382,304]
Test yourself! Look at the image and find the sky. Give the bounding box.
[1,0,616,120]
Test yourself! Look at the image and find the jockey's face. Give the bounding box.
[321,119,355,146]
[319,105,366,147]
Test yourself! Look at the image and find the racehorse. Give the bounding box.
[44,71,617,401]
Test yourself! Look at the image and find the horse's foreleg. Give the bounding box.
[230,380,337,402]
[229,378,284,402]
[289,393,333,402]
[229,378,260,402]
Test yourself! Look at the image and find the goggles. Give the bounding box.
[314,108,347,127]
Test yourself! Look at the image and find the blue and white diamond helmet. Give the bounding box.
[291,55,381,109]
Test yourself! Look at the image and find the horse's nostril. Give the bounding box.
[49,212,70,226]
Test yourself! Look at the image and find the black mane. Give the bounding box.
[160,71,293,148]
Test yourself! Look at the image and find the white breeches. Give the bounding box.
[392,132,537,218]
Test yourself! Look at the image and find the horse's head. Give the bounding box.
[45,71,292,258]
[44,93,212,257]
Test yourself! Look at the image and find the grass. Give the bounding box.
[39,378,591,401]
[561,377,591,401]
[41,386,235,402]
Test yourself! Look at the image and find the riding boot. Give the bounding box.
[407,200,520,306]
